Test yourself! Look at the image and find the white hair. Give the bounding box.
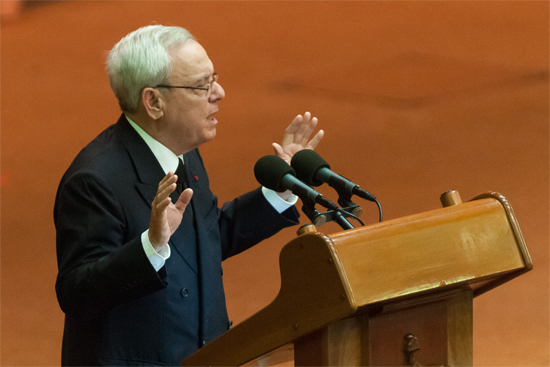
[106,25,195,113]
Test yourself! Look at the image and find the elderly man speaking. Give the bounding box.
[54,25,323,366]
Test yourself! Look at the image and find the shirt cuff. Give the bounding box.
[141,230,171,272]
[261,186,298,214]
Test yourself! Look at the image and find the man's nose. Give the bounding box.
[210,81,225,102]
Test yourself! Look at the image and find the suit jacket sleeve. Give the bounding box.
[55,170,167,319]
[218,187,300,260]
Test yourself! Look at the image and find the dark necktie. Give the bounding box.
[170,158,197,271]
[175,158,188,195]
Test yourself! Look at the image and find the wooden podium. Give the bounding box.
[182,191,532,366]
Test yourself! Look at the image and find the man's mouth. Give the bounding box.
[208,111,218,123]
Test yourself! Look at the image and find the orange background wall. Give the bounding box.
[1,1,548,365]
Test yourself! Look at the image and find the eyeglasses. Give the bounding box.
[153,73,218,95]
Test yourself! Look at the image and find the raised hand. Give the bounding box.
[148,172,193,250]
[272,112,324,165]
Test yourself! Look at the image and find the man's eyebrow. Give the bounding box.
[194,74,212,84]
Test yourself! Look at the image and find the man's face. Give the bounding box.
[159,40,225,155]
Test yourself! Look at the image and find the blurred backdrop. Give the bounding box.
[1,1,548,365]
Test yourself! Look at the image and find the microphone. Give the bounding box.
[291,150,376,202]
[254,155,339,210]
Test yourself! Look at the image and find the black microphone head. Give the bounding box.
[254,155,296,192]
[291,149,330,186]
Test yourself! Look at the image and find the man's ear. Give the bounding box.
[141,87,165,120]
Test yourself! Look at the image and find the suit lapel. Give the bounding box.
[115,115,199,274]
[115,115,165,207]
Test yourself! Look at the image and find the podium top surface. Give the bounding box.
[327,194,531,308]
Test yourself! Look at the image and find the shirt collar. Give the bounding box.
[125,115,183,174]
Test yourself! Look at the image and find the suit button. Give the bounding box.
[180,288,189,298]
[201,340,207,346]
[220,266,223,276]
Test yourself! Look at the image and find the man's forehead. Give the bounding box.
[170,41,213,81]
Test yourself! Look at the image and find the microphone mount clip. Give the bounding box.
[301,202,361,230]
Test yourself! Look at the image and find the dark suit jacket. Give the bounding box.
[54,115,299,366]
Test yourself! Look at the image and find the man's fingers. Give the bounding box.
[285,114,303,134]
[272,142,284,157]
[294,112,311,140]
[280,112,322,156]
[298,116,318,145]
[175,188,193,211]
[158,171,176,188]
[302,111,311,124]
[157,174,177,199]
[292,112,315,138]
[153,181,177,206]
[154,196,172,212]
[306,129,324,149]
